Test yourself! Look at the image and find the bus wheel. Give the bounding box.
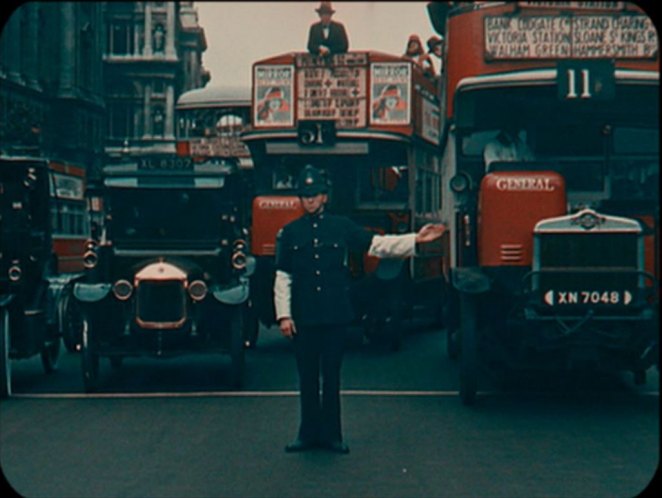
[445,289,459,360]
[459,293,478,406]
[0,308,11,399]
[228,307,245,389]
[109,356,124,370]
[387,283,404,352]
[80,318,100,392]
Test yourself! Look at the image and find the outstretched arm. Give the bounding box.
[367,224,446,258]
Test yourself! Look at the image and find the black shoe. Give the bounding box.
[323,441,350,454]
[284,439,317,453]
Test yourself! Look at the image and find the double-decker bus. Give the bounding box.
[427,1,659,403]
[175,85,259,347]
[242,50,445,350]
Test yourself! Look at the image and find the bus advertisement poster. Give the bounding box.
[254,65,294,127]
[370,63,411,125]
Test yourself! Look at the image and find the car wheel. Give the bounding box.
[80,317,100,392]
[229,307,245,389]
[0,308,11,398]
[62,290,83,353]
[459,293,478,406]
[40,335,60,373]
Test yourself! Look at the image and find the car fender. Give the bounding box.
[212,278,249,305]
[73,283,112,302]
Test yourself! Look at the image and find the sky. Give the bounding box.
[195,1,437,88]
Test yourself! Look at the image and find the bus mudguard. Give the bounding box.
[375,258,405,281]
[451,267,490,294]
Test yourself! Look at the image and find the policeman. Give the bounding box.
[274,165,445,454]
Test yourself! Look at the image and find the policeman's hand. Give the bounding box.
[319,45,330,56]
[415,223,446,244]
[279,318,297,339]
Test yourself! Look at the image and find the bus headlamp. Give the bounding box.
[450,173,472,193]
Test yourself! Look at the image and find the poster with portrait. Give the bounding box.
[254,65,294,127]
[370,62,411,126]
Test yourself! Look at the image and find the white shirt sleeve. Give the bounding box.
[274,270,293,321]
[367,233,416,258]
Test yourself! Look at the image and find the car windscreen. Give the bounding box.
[107,186,229,245]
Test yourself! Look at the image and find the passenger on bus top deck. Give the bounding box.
[403,34,435,78]
[427,35,444,73]
[307,2,349,57]
[483,125,535,171]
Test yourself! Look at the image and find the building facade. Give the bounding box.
[0,2,106,176]
[103,1,209,160]
[0,1,209,175]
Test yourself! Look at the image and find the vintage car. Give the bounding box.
[0,156,61,398]
[73,156,254,391]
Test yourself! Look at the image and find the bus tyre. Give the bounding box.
[0,308,11,399]
[387,283,404,352]
[109,356,124,370]
[80,317,100,392]
[228,307,245,389]
[459,293,478,406]
[445,289,459,360]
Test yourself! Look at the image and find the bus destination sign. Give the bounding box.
[485,15,657,60]
[296,63,367,128]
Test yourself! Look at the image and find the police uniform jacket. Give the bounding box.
[274,212,416,327]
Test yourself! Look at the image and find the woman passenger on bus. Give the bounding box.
[403,34,434,78]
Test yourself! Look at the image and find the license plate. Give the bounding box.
[543,290,633,306]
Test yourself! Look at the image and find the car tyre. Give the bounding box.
[81,317,100,392]
[0,308,11,398]
[459,293,478,406]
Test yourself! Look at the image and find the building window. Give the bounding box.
[108,101,135,139]
[109,20,135,55]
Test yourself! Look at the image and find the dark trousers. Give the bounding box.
[293,324,347,443]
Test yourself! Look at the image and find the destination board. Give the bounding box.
[189,137,250,158]
[485,15,657,59]
[517,1,624,10]
[296,64,367,128]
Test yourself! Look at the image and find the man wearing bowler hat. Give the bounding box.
[274,165,445,454]
[307,2,349,57]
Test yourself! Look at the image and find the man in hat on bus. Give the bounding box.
[274,165,445,454]
[307,2,349,57]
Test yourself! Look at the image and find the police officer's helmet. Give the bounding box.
[298,164,329,197]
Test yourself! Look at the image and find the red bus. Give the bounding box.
[427,1,659,403]
[242,50,445,350]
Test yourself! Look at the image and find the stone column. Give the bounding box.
[165,83,174,138]
[24,3,41,90]
[143,82,152,137]
[58,2,76,97]
[165,1,176,58]
[144,2,152,56]
[4,9,23,83]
